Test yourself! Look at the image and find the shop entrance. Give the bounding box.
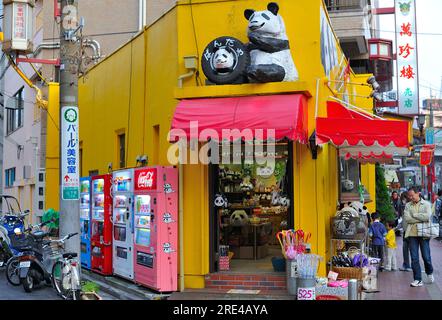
[209,142,294,273]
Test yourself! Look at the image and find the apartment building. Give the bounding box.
[1,0,176,222]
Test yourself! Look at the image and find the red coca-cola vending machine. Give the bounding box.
[133,166,178,292]
[90,174,113,275]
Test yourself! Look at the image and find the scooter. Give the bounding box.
[17,228,75,293]
[5,220,54,286]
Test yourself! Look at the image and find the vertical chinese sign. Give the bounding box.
[13,3,26,40]
[395,0,419,115]
[61,107,80,200]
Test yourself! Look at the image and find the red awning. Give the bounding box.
[170,94,308,143]
[316,101,410,162]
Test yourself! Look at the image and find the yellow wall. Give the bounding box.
[73,0,378,288]
[45,83,60,211]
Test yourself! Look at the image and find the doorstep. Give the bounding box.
[169,288,295,300]
[205,272,287,291]
[81,268,169,300]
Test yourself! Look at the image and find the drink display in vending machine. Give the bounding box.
[133,166,178,292]
[80,177,92,269]
[90,174,113,275]
[112,169,135,280]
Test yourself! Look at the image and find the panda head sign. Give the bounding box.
[201,2,298,85]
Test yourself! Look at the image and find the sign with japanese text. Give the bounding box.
[135,168,157,192]
[395,0,419,115]
[61,107,80,200]
[13,3,26,40]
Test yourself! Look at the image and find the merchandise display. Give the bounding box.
[216,144,292,265]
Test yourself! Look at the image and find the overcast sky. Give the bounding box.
[377,0,442,102]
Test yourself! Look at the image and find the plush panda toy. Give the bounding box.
[244,2,299,83]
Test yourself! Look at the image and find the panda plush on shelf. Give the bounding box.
[244,2,299,83]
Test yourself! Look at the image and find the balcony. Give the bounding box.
[326,0,372,60]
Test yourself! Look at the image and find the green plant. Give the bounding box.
[82,281,100,293]
[375,164,395,222]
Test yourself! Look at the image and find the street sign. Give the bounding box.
[395,0,419,115]
[61,106,80,200]
[426,127,435,145]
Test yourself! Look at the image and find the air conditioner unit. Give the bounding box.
[23,165,32,179]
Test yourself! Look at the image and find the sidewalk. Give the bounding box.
[366,236,442,300]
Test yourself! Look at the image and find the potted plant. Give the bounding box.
[81,281,102,300]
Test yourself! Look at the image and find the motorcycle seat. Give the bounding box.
[63,252,77,259]
[31,231,49,240]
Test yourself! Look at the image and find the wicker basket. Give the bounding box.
[332,266,363,280]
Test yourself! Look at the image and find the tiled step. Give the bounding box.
[205,273,287,291]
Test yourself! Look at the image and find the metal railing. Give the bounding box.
[325,0,369,11]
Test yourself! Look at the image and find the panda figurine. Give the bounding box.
[244,2,299,83]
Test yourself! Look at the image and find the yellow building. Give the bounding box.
[50,0,411,290]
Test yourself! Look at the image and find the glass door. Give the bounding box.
[134,194,152,247]
[92,178,105,239]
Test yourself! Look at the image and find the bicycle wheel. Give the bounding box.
[5,257,20,286]
[52,260,66,298]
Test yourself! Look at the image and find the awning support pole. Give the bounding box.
[329,96,385,121]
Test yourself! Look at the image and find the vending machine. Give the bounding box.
[80,177,91,269]
[133,166,178,292]
[112,169,135,280]
[90,174,113,275]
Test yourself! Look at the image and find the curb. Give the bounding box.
[81,269,170,300]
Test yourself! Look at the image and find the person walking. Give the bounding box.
[434,190,442,241]
[399,192,412,272]
[391,191,402,229]
[404,187,435,287]
[369,212,387,270]
[385,221,398,271]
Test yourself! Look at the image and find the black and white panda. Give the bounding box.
[244,2,298,83]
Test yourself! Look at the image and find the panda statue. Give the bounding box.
[244,2,299,83]
[349,201,370,228]
[230,210,249,226]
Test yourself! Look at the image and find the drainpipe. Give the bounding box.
[83,39,102,61]
[179,164,185,292]
[138,0,147,31]
[33,42,60,57]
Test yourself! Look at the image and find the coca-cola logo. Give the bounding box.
[136,169,157,190]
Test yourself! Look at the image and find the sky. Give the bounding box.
[377,0,442,103]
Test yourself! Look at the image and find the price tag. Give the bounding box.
[328,271,338,281]
[297,287,316,300]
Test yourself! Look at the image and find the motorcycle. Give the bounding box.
[17,229,77,293]
[5,220,54,286]
[0,195,30,267]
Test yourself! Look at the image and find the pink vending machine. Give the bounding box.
[133,166,178,292]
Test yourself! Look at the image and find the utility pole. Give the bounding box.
[59,0,81,255]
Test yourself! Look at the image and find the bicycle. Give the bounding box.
[47,233,81,300]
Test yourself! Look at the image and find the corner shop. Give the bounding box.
[63,0,411,289]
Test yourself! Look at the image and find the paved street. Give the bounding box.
[0,270,116,300]
[367,236,442,300]
[0,270,61,300]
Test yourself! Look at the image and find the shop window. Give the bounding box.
[339,157,370,203]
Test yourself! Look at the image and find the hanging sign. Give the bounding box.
[61,106,80,200]
[426,127,434,145]
[395,0,419,115]
[420,146,434,166]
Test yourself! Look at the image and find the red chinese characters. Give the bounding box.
[400,65,415,80]
[399,43,414,59]
[400,23,412,37]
